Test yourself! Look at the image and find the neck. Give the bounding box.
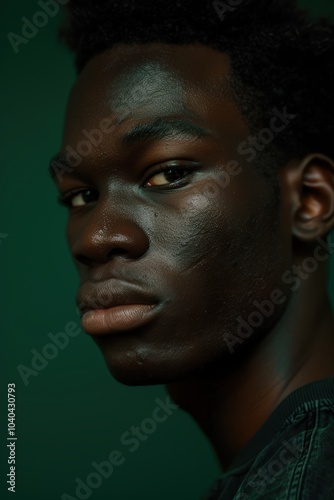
[166,261,334,470]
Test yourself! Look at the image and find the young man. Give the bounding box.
[50,0,334,498]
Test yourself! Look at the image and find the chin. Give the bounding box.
[102,358,178,386]
[91,332,220,385]
[99,347,196,386]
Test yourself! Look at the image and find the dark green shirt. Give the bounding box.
[205,377,334,499]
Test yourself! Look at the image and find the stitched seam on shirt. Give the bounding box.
[294,401,320,499]
[264,399,333,461]
[277,400,333,435]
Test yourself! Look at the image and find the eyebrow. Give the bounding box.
[49,117,214,180]
[121,117,214,147]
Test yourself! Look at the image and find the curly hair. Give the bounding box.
[60,0,334,178]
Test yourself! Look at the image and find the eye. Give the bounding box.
[58,188,99,208]
[143,163,197,188]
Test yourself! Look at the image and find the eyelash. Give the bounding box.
[57,189,97,208]
[143,162,197,188]
[58,162,198,208]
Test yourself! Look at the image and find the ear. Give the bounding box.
[281,154,334,241]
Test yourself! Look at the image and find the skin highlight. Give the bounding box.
[51,43,334,469]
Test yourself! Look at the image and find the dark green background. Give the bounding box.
[1,1,334,499]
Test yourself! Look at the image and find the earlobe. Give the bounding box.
[290,154,334,241]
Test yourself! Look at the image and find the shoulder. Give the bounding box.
[238,403,334,499]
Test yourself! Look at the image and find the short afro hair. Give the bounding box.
[60,0,334,179]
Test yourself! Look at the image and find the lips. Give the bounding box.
[76,280,160,335]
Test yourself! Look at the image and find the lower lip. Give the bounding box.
[81,304,159,335]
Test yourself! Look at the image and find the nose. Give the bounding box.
[69,200,150,268]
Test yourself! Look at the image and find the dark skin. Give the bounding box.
[51,43,334,469]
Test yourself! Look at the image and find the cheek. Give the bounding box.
[150,180,228,264]
[155,178,289,331]
[153,178,283,274]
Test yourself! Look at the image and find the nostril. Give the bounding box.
[74,248,128,267]
[75,254,92,267]
[107,248,128,259]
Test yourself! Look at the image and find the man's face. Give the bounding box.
[55,43,291,385]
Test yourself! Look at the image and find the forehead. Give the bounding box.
[62,43,249,151]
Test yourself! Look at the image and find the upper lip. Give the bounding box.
[76,280,159,317]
